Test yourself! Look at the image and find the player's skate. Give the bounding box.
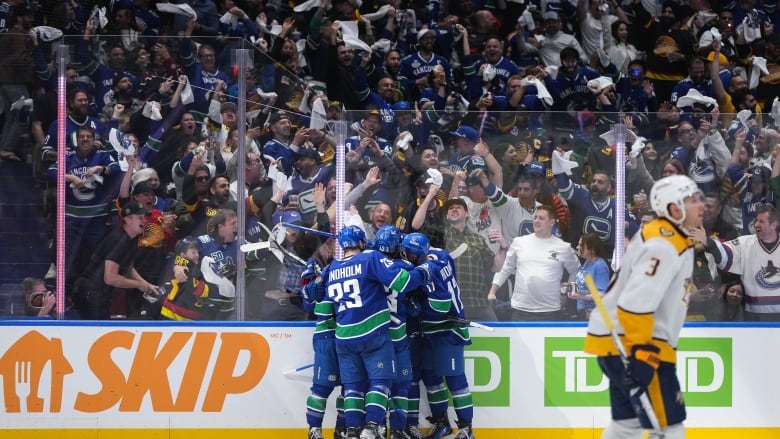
[334,425,347,439]
[424,415,453,439]
[308,427,324,439]
[390,429,411,439]
[346,427,361,439]
[405,424,426,439]
[453,421,474,439]
[359,421,381,439]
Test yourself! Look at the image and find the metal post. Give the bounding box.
[234,48,250,320]
[334,120,348,260]
[613,122,627,268]
[56,44,69,320]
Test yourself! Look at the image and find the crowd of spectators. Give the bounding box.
[3,0,779,321]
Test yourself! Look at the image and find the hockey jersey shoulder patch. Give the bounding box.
[641,219,691,255]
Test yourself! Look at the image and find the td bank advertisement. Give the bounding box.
[0,323,778,437]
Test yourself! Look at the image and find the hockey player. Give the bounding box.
[319,226,431,439]
[401,233,475,439]
[373,225,417,439]
[584,175,704,439]
[301,257,346,439]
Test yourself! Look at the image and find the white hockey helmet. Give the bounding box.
[649,175,700,226]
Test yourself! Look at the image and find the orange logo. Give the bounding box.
[1,330,271,413]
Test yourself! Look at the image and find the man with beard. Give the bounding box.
[355,75,401,141]
[183,171,234,237]
[671,57,713,108]
[41,88,107,164]
[78,19,139,111]
[553,151,638,256]
[710,41,762,126]
[100,73,143,129]
[532,12,587,68]
[263,111,311,177]
[399,28,452,101]
[537,47,613,128]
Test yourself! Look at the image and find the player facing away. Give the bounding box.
[401,233,475,439]
[584,175,704,439]
[301,257,346,439]
[319,226,431,439]
[373,225,418,439]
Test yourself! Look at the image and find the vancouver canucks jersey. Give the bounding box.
[419,248,471,345]
[321,250,423,344]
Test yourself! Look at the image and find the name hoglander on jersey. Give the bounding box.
[329,264,363,281]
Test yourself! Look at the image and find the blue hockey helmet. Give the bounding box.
[400,232,429,260]
[374,225,402,254]
[338,225,366,249]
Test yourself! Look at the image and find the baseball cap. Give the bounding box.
[449,126,479,143]
[121,200,147,217]
[443,197,468,212]
[295,147,321,162]
[393,100,411,111]
[132,180,155,195]
[543,11,559,20]
[220,102,237,114]
[527,161,546,176]
[417,28,436,41]
[267,111,289,125]
[272,209,303,225]
[751,166,772,182]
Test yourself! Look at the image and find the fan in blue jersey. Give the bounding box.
[319,226,431,439]
[400,233,475,439]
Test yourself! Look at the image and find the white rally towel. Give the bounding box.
[675,89,717,109]
[141,101,163,121]
[156,3,198,20]
[749,56,769,90]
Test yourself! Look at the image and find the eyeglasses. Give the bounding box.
[679,129,694,135]
[196,176,210,182]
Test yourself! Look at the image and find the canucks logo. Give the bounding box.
[756,260,780,289]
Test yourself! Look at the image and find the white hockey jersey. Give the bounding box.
[584,218,694,363]
[713,235,780,314]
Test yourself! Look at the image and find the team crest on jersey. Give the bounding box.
[411,60,421,69]
[583,216,612,241]
[547,251,560,261]
[756,260,780,289]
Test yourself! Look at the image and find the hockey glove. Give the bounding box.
[300,258,321,287]
[301,276,326,305]
[625,344,661,390]
[218,262,238,281]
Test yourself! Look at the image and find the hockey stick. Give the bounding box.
[283,362,314,375]
[239,241,271,252]
[282,222,337,239]
[584,275,664,437]
[450,242,468,259]
[446,315,495,332]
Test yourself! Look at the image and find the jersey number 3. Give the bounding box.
[645,257,660,276]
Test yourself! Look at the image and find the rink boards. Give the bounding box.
[0,321,778,438]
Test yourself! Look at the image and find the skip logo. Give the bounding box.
[1,330,270,414]
[544,337,732,407]
[464,337,510,407]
